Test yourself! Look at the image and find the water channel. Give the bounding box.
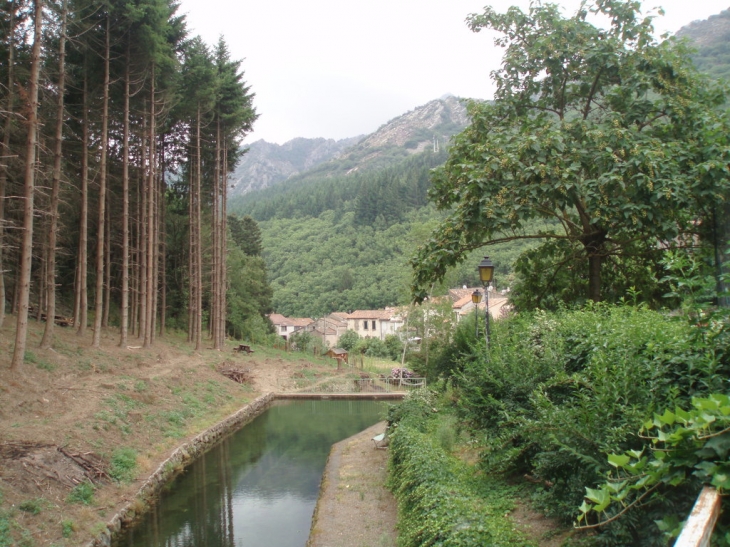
[112,399,388,547]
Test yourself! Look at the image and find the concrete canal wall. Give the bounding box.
[88,393,275,547]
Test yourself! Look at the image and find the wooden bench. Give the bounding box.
[233,344,254,354]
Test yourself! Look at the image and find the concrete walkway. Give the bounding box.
[308,421,398,547]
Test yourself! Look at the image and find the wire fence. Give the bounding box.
[298,377,427,394]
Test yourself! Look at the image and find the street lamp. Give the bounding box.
[471,289,482,338]
[477,256,495,348]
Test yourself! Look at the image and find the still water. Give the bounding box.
[112,399,387,547]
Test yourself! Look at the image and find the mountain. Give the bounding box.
[230,96,469,197]
[336,95,469,173]
[675,8,730,79]
[230,136,361,197]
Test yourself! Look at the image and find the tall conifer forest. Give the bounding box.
[0,0,262,368]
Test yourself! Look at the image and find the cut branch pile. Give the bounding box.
[219,366,251,384]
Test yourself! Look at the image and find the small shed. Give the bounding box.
[325,348,349,364]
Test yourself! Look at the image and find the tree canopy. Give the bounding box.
[410,0,730,307]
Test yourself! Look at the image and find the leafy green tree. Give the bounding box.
[353,337,391,359]
[411,1,730,306]
[337,329,359,351]
[384,334,403,361]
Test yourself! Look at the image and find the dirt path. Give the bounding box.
[309,421,397,547]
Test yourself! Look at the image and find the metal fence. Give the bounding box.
[298,377,427,394]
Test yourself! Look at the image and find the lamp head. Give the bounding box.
[478,256,495,284]
[471,289,482,304]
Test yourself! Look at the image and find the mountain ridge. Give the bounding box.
[230,96,469,197]
[230,136,362,197]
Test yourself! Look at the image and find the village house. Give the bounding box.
[302,313,349,348]
[267,313,314,340]
[450,287,511,323]
[344,308,404,341]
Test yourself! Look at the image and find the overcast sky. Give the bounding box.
[178,0,729,145]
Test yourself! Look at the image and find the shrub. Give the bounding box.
[67,482,95,505]
[456,302,718,531]
[388,401,532,546]
[338,330,360,351]
[18,499,44,515]
[109,447,138,483]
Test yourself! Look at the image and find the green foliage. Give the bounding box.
[228,215,263,256]
[225,245,273,341]
[337,330,359,351]
[383,334,403,361]
[0,512,10,547]
[387,391,535,546]
[411,0,730,306]
[61,520,75,538]
[579,394,730,544]
[18,499,44,515]
[109,447,138,483]
[67,482,95,505]
[454,303,728,540]
[353,337,392,360]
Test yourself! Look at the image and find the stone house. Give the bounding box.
[267,313,314,340]
[344,308,404,341]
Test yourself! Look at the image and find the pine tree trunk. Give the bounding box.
[158,137,166,337]
[92,17,110,348]
[211,119,221,349]
[139,109,148,341]
[119,52,131,347]
[103,190,111,327]
[0,0,17,329]
[10,0,42,369]
[195,105,203,351]
[187,136,194,343]
[221,143,228,345]
[39,0,67,349]
[76,68,89,336]
[144,72,156,348]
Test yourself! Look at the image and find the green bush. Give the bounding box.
[109,447,138,483]
[388,399,534,547]
[455,302,726,539]
[18,498,44,515]
[67,482,95,505]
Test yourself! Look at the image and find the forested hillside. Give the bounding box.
[227,99,510,317]
[0,0,271,367]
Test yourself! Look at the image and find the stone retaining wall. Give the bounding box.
[87,392,275,547]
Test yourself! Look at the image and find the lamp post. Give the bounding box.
[477,256,495,348]
[471,289,482,339]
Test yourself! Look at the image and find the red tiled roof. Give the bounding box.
[267,314,313,327]
[448,287,481,302]
[452,295,474,309]
[345,309,395,320]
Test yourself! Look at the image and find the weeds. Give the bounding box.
[67,482,94,505]
[109,448,137,483]
[61,520,74,538]
[18,499,45,515]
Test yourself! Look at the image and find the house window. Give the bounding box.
[371,320,376,330]
[363,321,368,330]
[280,325,287,333]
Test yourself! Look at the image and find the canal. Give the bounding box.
[112,398,388,547]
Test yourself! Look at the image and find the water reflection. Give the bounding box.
[114,399,386,547]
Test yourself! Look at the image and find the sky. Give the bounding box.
[178,0,730,145]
